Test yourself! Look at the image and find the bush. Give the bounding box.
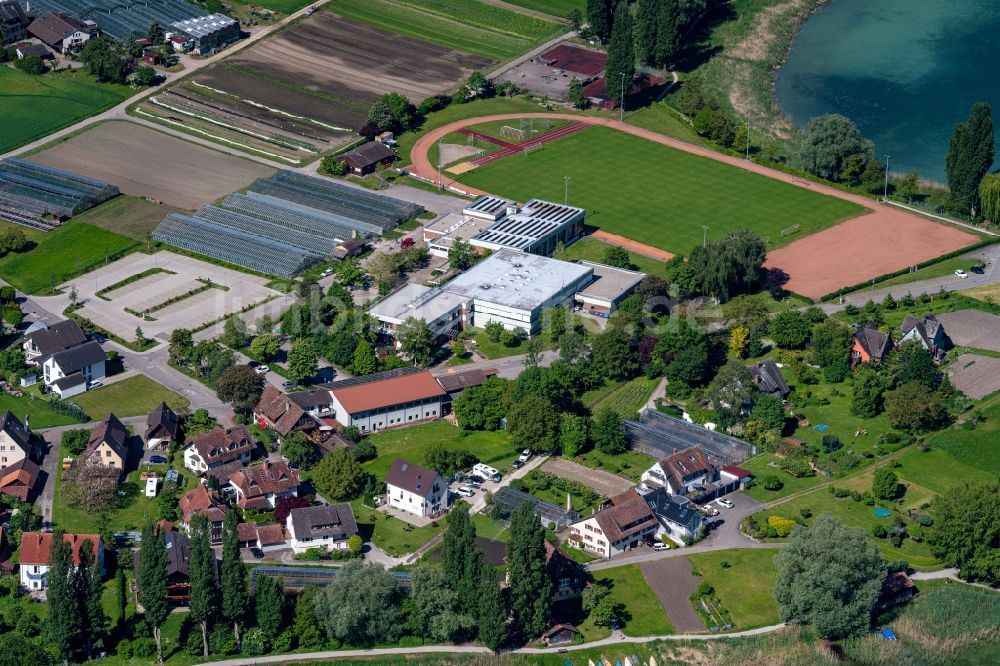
[272,630,294,653]
[762,475,783,491]
[696,581,715,597]
[210,623,237,655]
[851,491,863,502]
[799,507,812,519]
[889,533,903,548]
[871,524,887,538]
[916,513,933,527]
[767,515,797,538]
[241,627,267,656]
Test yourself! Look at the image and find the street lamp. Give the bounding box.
[883,154,890,201]
[619,72,626,124]
[564,176,570,205]
[745,113,752,160]
[702,225,709,247]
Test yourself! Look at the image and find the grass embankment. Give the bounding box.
[0,392,81,428]
[687,549,781,629]
[71,375,190,418]
[564,236,671,279]
[351,500,443,557]
[458,126,864,256]
[73,196,183,240]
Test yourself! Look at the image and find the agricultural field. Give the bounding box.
[71,195,183,240]
[458,126,866,256]
[588,376,659,417]
[0,68,129,154]
[328,0,563,62]
[29,121,275,209]
[502,0,584,18]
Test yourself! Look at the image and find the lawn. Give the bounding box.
[576,447,655,482]
[0,391,82,428]
[472,511,511,542]
[363,420,517,479]
[351,500,443,557]
[625,102,705,146]
[253,0,314,12]
[71,375,190,419]
[72,195,183,240]
[466,117,573,143]
[687,549,781,629]
[739,453,827,503]
[0,68,130,154]
[961,281,1000,304]
[580,564,673,638]
[564,236,670,279]
[589,376,659,418]
[327,0,562,62]
[458,126,866,256]
[0,221,138,294]
[924,401,1000,477]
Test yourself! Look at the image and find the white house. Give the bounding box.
[286,504,358,554]
[0,411,32,471]
[27,12,93,55]
[384,458,448,519]
[327,367,446,432]
[42,340,106,399]
[22,319,87,365]
[182,426,256,474]
[641,488,705,545]
[640,446,715,495]
[18,532,103,591]
[567,490,658,559]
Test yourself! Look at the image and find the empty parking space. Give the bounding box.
[541,458,633,497]
[639,558,706,633]
[948,354,1000,399]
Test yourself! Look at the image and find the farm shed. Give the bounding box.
[492,487,580,531]
[336,141,396,176]
[171,14,238,54]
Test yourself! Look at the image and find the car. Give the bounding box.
[255,365,270,375]
[881,628,897,641]
[321,268,334,277]
[518,449,532,463]
[400,237,415,248]
[971,265,985,274]
[149,455,167,464]
[701,504,719,516]
[467,475,484,486]
[281,380,295,389]
[717,498,735,509]
[652,541,669,551]
[89,380,103,389]
[955,269,969,278]
[510,460,523,470]
[455,485,476,498]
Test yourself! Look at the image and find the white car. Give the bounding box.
[89,380,103,389]
[652,541,669,551]
[518,449,532,463]
[455,485,476,498]
[321,268,334,277]
[717,498,735,509]
[955,269,969,279]
[254,365,270,375]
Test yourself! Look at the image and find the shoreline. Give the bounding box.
[767,0,830,136]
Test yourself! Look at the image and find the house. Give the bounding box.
[27,12,92,54]
[132,530,207,605]
[900,314,948,357]
[178,484,227,544]
[79,413,129,479]
[544,541,586,600]
[541,623,579,646]
[720,465,752,487]
[42,341,106,398]
[852,325,893,365]
[253,384,324,437]
[642,487,704,545]
[15,42,52,59]
[326,367,447,432]
[145,402,180,450]
[18,532,103,591]
[0,1,30,45]
[238,522,286,552]
[0,458,39,501]
[0,411,33,471]
[183,425,256,474]
[567,490,658,559]
[384,458,449,519]
[749,359,790,399]
[876,571,916,611]
[336,141,396,176]
[22,319,87,365]
[331,238,366,261]
[435,367,498,396]
[286,504,358,554]
[228,460,299,510]
[640,446,715,495]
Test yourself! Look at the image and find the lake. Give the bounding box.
[775,0,1000,184]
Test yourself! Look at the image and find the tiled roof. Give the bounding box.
[749,359,789,397]
[901,314,944,349]
[189,426,255,466]
[854,326,892,360]
[83,413,129,461]
[19,531,101,565]
[0,411,31,454]
[384,459,442,498]
[254,523,285,546]
[229,461,299,505]
[237,522,259,542]
[591,490,657,543]
[435,367,498,393]
[145,402,179,441]
[255,384,309,436]
[24,319,86,358]
[0,458,39,501]
[178,484,226,524]
[341,141,395,170]
[721,465,751,479]
[28,12,86,46]
[51,372,85,392]
[330,369,445,414]
[288,504,357,542]
[656,446,713,492]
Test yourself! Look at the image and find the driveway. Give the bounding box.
[639,558,706,632]
[541,458,634,497]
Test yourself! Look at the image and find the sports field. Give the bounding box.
[0,68,129,154]
[458,126,866,255]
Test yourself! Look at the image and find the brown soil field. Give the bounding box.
[31,121,275,209]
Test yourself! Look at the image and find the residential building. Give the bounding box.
[0,1,29,45]
[544,541,586,600]
[900,314,948,357]
[640,446,715,495]
[22,319,87,364]
[18,532,103,591]
[749,359,790,399]
[573,261,645,317]
[0,458,38,501]
[384,459,448,519]
[79,413,128,479]
[145,402,180,450]
[286,503,358,554]
[253,384,323,437]
[27,12,92,54]
[42,340,106,398]
[541,624,579,646]
[241,522,287,552]
[228,460,299,510]
[567,490,657,559]
[335,141,396,176]
[183,425,256,474]
[132,529,208,606]
[852,325,893,365]
[170,14,238,54]
[876,571,916,611]
[178,484,227,544]
[326,367,446,431]
[0,411,32,471]
[642,487,704,544]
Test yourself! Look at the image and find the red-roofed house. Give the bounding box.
[0,458,39,501]
[228,461,299,510]
[567,490,657,559]
[178,484,227,544]
[327,368,446,431]
[18,532,104,591]
[253,384,324,437]
[640,446,715,495]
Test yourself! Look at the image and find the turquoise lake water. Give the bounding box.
[775,0,1000,183]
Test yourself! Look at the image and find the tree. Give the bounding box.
[477,557,508,651]
[603,245,635,270]
[464,71,490,100]
[769,310,811,349]
[884,381,947,431]
[591,327,638,380]
[312,448,371,501]
[287,338,318,383]
[453,375,509,430]
[14,55,45,75]
[351,339,378,376]
[61,428,90,456]
[592,408,627,455]
[280,430,320,470]
[138,522,169,663]
[559,413,589,457]
[249,333,281,361]
[885,339,941,390]
[129,65,157,87]
[253,574,284,637]
[774,514,886,639]
[366,251,398,287]
[655,0,683,66]
[188,515,216,657]
[448,238,476,270]
[398,317,435,367]
[860,158,885,194]
[749,394,784,430]
[689,230,766,300]
[811,319,853,381]
[293,588,324,649]
[635,0,659,65]
[367,92,414,132]
[928,481,1000,582]
[80,37,126,83]
[508,394,560,453]
[221,316,250,349]
[216,364,264,413]
[897,170,920,203]
[729,324,750,358]
[850,364,884,418]
[797,114,875,182]
[586,0,613,41]
[871,468,898,501]
[582,580,626,627]
[507,502,550,642]
[604,1,634,108]
[946,102,994,216]
[708,360,755,428]
[135,326,146,345]
[406,563,477,642]
[693,107,738,147]
[315,561,402,645]
[47,531,80,665]
[147,20,165,44]
[169,328,193,364]
[568,78,588,109]
[77,539,107,658]
[441,509,482,617]
[0,227,27,256]
[274,495,311,524]
[221,509,249,647]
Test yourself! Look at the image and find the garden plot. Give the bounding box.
[947,353,1000,399]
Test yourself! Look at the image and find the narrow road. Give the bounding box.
[911,568,999,592]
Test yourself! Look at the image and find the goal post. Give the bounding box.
[501,125,527,141]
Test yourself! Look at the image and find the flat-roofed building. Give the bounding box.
[574,261,645,317]
[422,212,495,258]
[368,283,469,343]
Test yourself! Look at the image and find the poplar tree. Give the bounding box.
[138,522,169,663]
[946,102,995,216]
[189,515,217,657]
[47,531,80,666]
[586,0,613,41]
[443,508,482,614]
[605,1,635,108]
[78,539,107,659]
[506,502,550,642]
[477,557,508,652]
[254,574,285,637]
[635,0,661,65]
[654,0,683,66]
[221,508,249,646]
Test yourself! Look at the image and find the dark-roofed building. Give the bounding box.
[23,319,87,363]
[287,503,358,553]
[133,530,212,605]
[642,487,704,543]
[0,458,38,501]
[1,1,29,45]
[385,458,448,518]
[331,237,366,261]
[336,141,396,176]
[183,425,256,474]
[491,486,579,530]
[544,540,586,600]
[0,411,34,471]
[16,42,51,59]
[876,571,916,611]
[640,445,715,495]
[435,367,498,395]
[42,340,106,398]
[541,623,579,646]
[749,359,790,399]
[568,489,657,559]
[178,484,227,544]
[27,12,92,54]
[228,460,299,510]
[327,367,446,431]
[80,413,129,479]
[145,402,180,450]
[900,314,948,357]
[852,325,893,365]
[253,384,322,437]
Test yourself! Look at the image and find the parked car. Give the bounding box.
[510,460,523,470]
[717,498,735,509]
[467,475,485,486]
[321,268,334,277]
[149,455,167,464]
[472,463,501,483]
[400,237,415,248]
[701,504,719,516]
[971,265,985,274]
[255,365,270,375]
[652,541,669,551]
[455,485,476,498]
[518,449,532,463]
[281,380,295,389]
[89,380,103,389]
[955,269,969,278]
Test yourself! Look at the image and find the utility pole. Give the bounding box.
[564,176,570,205]
[619,72,625,123]
[883,154,890,201]
[702,225,708,247]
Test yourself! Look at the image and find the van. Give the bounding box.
[472,463,501,483]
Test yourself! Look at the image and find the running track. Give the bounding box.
[408,113,979,299]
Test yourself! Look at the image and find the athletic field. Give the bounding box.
[458,126,866,255]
